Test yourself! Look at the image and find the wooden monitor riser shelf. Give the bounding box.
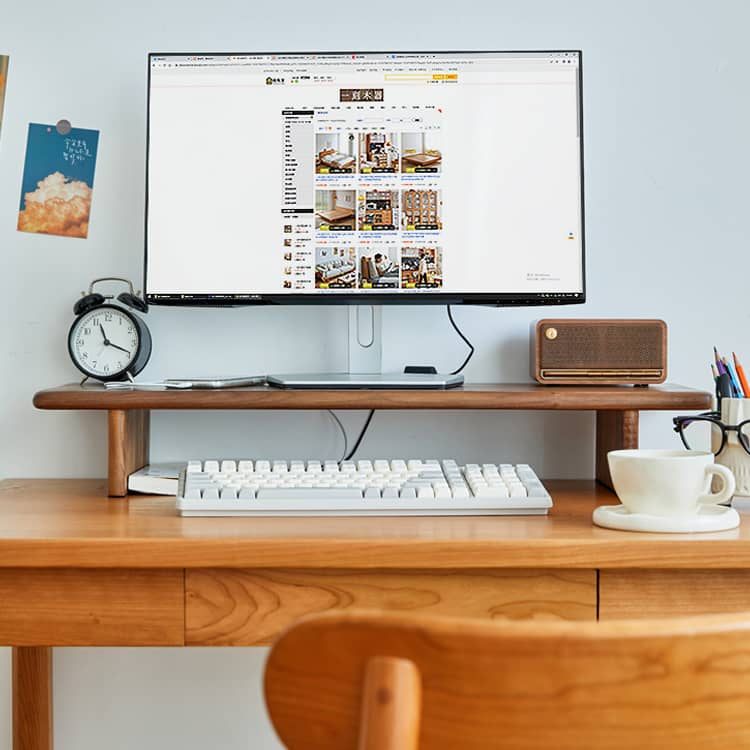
[34,382,712,496]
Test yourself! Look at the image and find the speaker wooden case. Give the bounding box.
[532,319,667,385]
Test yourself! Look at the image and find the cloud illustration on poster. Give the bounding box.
[17,172,92,238]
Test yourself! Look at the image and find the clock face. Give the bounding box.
[69,306,139,379]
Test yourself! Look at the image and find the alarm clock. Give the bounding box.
[68,277,152,382]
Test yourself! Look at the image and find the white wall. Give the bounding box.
[1,0,747,747]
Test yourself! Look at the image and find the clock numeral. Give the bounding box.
[81,352,88,359]
[103,365,110,373]
[83,327,91,335]
[104,312,113,322]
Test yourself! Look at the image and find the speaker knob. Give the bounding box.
[545,327,558,340]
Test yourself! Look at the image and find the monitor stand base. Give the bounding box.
[266,372,464,389]
[267,306,465,390]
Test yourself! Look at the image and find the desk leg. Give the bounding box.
[595,410,639,490]
[108,409,150,497]
[13,647,53,750]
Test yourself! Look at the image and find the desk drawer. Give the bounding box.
[0,569,183,646]
[186,568,596,645]
[599,569,750,619]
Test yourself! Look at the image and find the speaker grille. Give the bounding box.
[540,323,665,369]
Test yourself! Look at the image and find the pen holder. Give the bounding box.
[715,397,750,497]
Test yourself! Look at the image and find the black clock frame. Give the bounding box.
[68,303,152,382]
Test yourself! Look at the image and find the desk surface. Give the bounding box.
[33,382,712,411]
[0,479,746,570]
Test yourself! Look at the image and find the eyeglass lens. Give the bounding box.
[680,419,724,452]
[680,419,750,453]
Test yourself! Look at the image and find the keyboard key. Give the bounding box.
[257,488,363,500]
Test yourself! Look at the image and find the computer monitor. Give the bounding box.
[145,51,585,308]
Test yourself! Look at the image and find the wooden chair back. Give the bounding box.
[264,609,750,750]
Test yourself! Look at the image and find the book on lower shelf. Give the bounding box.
[128,463,183,495]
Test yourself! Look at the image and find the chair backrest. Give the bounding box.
[264,609,750,750]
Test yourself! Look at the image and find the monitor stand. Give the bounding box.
[267,306,464,389]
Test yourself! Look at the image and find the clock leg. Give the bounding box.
[13,647,53,750]
[108,409,150,497]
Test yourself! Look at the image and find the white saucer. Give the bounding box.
[592,504,740,533]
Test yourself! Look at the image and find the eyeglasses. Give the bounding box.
[673,411,750,455]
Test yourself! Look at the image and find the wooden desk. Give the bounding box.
[3,478,750,749]
[20,382,714,748]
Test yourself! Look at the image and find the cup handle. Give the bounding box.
[698,464,736,505]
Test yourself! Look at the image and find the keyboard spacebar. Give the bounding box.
[256,488,364,500]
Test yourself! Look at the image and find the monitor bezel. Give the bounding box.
[144,50,585,307]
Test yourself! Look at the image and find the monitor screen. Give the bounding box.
[145,51,584,305]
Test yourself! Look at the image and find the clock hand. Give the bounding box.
[99,324,110,345]
[108,342,131,355]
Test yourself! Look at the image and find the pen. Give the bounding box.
[734,353,750,397]
[723,357,745,397]
[717,372,733,401]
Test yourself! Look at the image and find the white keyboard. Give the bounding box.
[177,459,552,516]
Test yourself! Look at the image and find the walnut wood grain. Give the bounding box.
[0,568,183,645]
[185,568,596,645]
[595,409,639,489]
[33,382,712,411]
[599,569,750,619]
[108,409,149,496]
[266,610,750,750]
[357,657,421,750]
[0,479,749,570]
[13,647,52,750]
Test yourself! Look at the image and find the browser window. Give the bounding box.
[146,52,583,300]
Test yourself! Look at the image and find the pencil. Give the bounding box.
[734,353,750,397]
[711,363,719,382]
[723,357,745,397]
[715,347,727,375]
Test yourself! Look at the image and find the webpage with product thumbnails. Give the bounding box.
[147,51,584,300]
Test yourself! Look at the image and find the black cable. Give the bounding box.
[344,410,375,461]
[447,305,475,375]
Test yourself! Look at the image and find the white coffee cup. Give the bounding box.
[608,449,735,517]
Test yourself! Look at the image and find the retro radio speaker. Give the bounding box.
[532,319,667,385]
